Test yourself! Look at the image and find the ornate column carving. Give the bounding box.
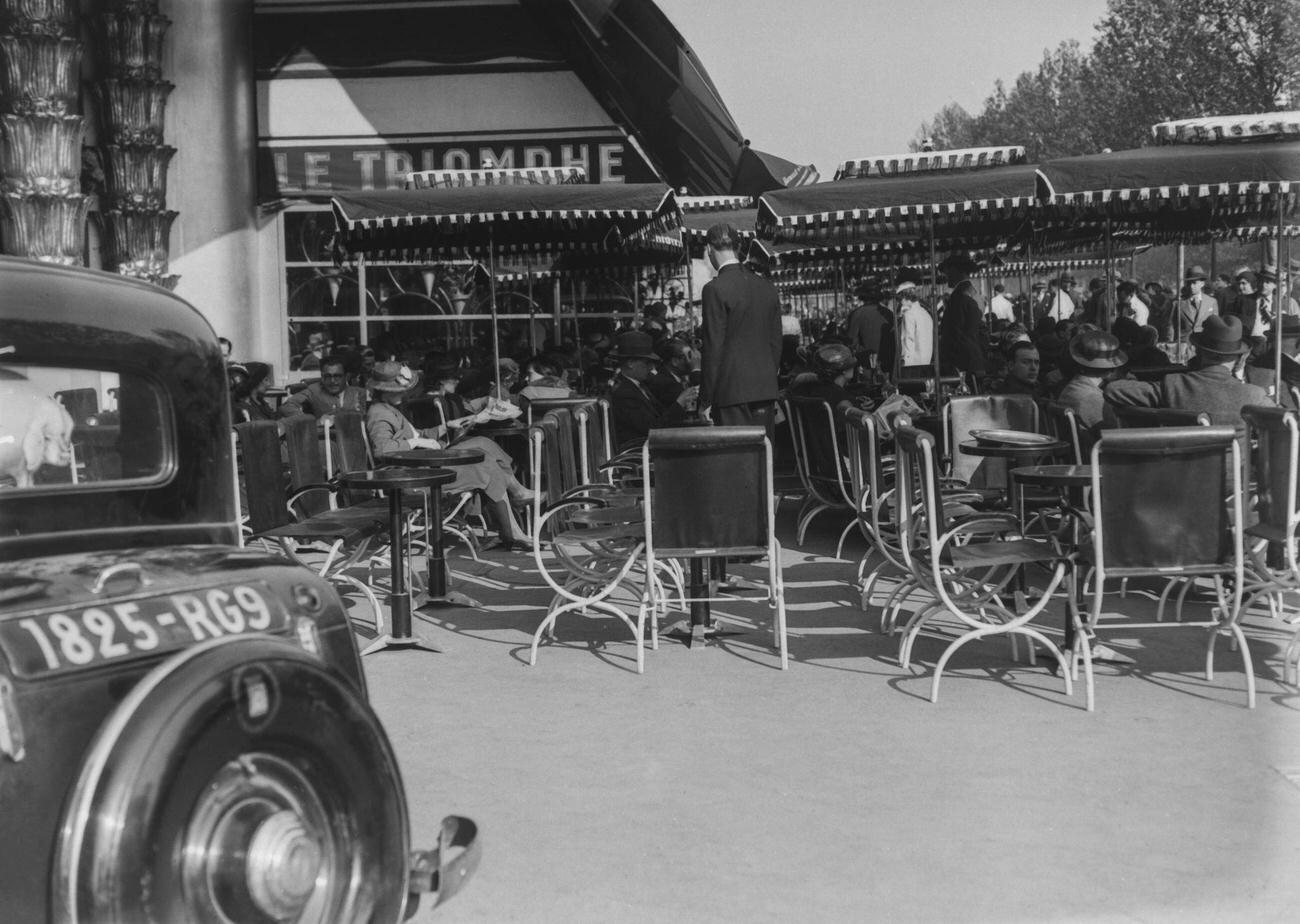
[91,0,175,289]
[0,3,87,264]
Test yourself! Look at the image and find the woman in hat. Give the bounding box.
[366,361,535,551]
[896,283,934,370]
[230,361,275,422]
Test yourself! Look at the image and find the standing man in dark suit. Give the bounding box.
[938,252,986,389]
[699,223,783,439]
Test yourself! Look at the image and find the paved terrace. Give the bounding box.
[357,503,1300,924]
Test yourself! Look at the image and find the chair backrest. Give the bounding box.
[405,395,445,431]
[783,396,853,505]
[324,409,372,476]
[1041,400,1086,465]
[573,398,613,484]
[944,394,1038,485]
[1242,405,1299,548]
[524,395,596,426]
[529,411,580,506]
[281,413,331,516]
[1113,405,1210,428]
[643,426,772,558]
[233,420,293,534]
[891,423,943,574]
[842,406,891,516]
[1090,426,1241,574]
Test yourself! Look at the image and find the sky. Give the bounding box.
[654,0,1112,179]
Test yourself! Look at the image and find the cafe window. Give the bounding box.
[0,365,170,491]
[280,204,646,368]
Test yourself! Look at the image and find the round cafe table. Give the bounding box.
[338,466,453,656]
[381,447,487,609]
[958,436,1069,506]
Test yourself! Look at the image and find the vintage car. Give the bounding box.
[0,256,477,922]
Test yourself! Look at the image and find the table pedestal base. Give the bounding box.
[661,618,747,649]
[362,595,444,655]
[416,589,483,609]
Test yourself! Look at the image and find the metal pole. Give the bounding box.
[488,228,502,398]
[527,269,536,354]
[1104,213,1114,331]
[1277,197,1286,400]
[1176,243,1186,359]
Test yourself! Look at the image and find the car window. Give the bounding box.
[0,365,170,490]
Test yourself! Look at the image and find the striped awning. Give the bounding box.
[406,167,589,188]
[1035,142,1300,207]
[679,195,757,243]
[332,182,683,261]
[834,145,1026,181]
[757,163,1041,244]
[1151,111,1300,145]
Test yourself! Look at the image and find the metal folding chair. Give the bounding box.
[893,423,1074,704]
[641,426,788,669]
[1080,427,1254,709]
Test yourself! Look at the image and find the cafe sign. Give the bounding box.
[258,134,660,198]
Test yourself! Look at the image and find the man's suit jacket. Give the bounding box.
[609,374,686,449]
[1246,352,1300,408]
[1173,293,1217,340]
[1104,364,1272,430]
[699,263,782,410]
[939,280,986,374]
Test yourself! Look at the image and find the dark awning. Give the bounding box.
[331,182,683,263]
[757,163,1042,245]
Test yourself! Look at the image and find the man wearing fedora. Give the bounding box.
[1057,330,1126,440]
[938,252,986,386]
[608,330,698,448]
[1245,314,1300,408]
[1173,265,1218,354]
[698,222,783,437]
[1105,314,1273,432]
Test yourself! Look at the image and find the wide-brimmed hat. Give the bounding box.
[1235,269,1259,288]
[1031,279,1047,291]
[813,342,858,374]
[1069,330,1127,371]
[366,361,422,393]
[1057,272,1077,287]
[1259,266,1279,284]
[609,330,659,363]
[895,281,920,296]
[1184,265,1209,282]
[1274,315,1300,339]
[1190,314,1250,357]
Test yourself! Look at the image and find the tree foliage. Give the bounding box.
[912,0,1300,158]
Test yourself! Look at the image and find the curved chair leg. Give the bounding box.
[796,501,831,547]
[1206,623,1256,708]
[929,624,1072,703]
[834,518,857,560]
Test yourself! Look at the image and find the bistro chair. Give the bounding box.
[1080,427,1254,709]
[843,407,908,616]
[641,426,789,669]
[233,419,385,634]
[782,396,857,552]
[526,411,653,672]
[892,423,1074,704]
[1240,406,1300,683]
[942,394,1038,494]
[573,398,614,485]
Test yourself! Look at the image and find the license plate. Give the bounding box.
[0,583,288,679]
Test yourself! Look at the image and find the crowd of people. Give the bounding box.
[221,231,1300,555]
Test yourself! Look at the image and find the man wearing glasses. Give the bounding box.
[279,355,368,420]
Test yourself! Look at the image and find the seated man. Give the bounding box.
[1056,330,1124,445]
[1105,314,1274,434]
[1245,314,1300,408]
[993,340,1042,398]
[607,330,697,449]
[279,354,367,420]
[647,337,696,406]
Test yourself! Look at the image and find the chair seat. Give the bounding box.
[256,514,383,544]
[944,537,1063,569]
[555,522,645,543]
[1246,522,1291,544]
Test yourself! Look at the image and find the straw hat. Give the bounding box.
[1068,330,1127,371]
[366,361,422,393]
